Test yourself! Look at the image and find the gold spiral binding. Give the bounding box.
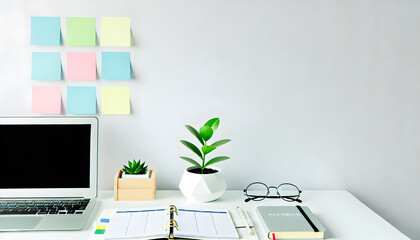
[165,205,179,239]
[164,219,179,231]
[165,204,178,215]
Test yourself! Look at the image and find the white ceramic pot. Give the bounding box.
[179,167,226,202]
[121,171,150,179]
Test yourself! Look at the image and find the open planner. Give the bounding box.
[104,205,239,239]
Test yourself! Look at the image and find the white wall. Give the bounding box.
[0,0,419,238]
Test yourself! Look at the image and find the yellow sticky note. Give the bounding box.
[101,17,131,46]
[96,225,106,230]
[101,87,130,115]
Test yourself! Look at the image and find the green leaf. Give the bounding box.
[128,160,133,169]
[180,156,201,168]
[202,145,216,155]
[180,140,203,159]
[205,156,230,167]
[185,125,204,145]
[204,118,220,132]
[134,166,141,174]
[126,168,134,174]
[199,126,213,141]
[211,139,231,147]
[139,161,145,169]
[133,160,139,169]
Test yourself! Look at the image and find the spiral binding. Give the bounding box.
[165,219,179,231]
[165,205,179,239]
[166,205,178,215]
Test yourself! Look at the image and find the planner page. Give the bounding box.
[175,209,239,239]
[104,209,168,239]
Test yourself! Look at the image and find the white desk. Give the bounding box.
[0,190,409,240]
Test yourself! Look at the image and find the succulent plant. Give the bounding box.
[180,117,231,174]
[123,159,148,175]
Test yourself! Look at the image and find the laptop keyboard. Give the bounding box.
[0,199,90,215]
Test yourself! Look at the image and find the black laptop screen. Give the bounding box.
[0,124,91,188]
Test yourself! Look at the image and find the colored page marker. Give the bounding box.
[96,225,106,230]
[94,229,105,234]
[100,218,110,223]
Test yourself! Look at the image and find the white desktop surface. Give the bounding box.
[0,190,408,240]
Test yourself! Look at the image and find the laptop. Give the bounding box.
[0,117,98,231]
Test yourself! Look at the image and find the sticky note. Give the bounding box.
[32,86,62,114]
[66,17,96,46]
[94,229,105,234]
[67,52,96,80]
[101,17,131,46]
[66,86,96,115]
[31,16,61,46]
[96,225,106,230]
[31,52,62,80]
[100,218,110,223]
[101,52,130,80]
[101,87,130,115]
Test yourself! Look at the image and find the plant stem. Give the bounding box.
[201,141,207,174]
[201,153,205,174]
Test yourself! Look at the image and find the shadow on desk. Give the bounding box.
[317,214,335,239]
[84,200,103,231]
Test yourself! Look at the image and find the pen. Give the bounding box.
[236,206,254,236]
[242,208,259,240]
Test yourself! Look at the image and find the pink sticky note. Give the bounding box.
[67,52,96,80]
[32,86,62,114]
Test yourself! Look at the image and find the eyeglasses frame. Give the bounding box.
[243,182,302,203]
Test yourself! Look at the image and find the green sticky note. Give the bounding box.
[94,229,105,234]
[66,17,96,46]
[101,87,130,115]
[101,17,131,46]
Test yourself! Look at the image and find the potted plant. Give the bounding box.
[114,159,156,201]
[179,117,231,202]
[122,159,150,178]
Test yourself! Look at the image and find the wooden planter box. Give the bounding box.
[114,169,156,201]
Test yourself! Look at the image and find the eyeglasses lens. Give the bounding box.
[246,183,268,201]
[277,184,300,202]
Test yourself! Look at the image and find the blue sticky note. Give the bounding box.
[66,86,96,115]
[101,52,131,80]
[31,17,61,46]
[31,52,62,80]
[100,218,110,223]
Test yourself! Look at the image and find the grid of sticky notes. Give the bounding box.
[30,16,133,115]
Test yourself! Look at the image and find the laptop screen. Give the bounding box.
[0,124,91,189]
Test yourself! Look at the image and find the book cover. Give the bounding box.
[256,206,325,240]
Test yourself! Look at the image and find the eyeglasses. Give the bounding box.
[243,182,302,203]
